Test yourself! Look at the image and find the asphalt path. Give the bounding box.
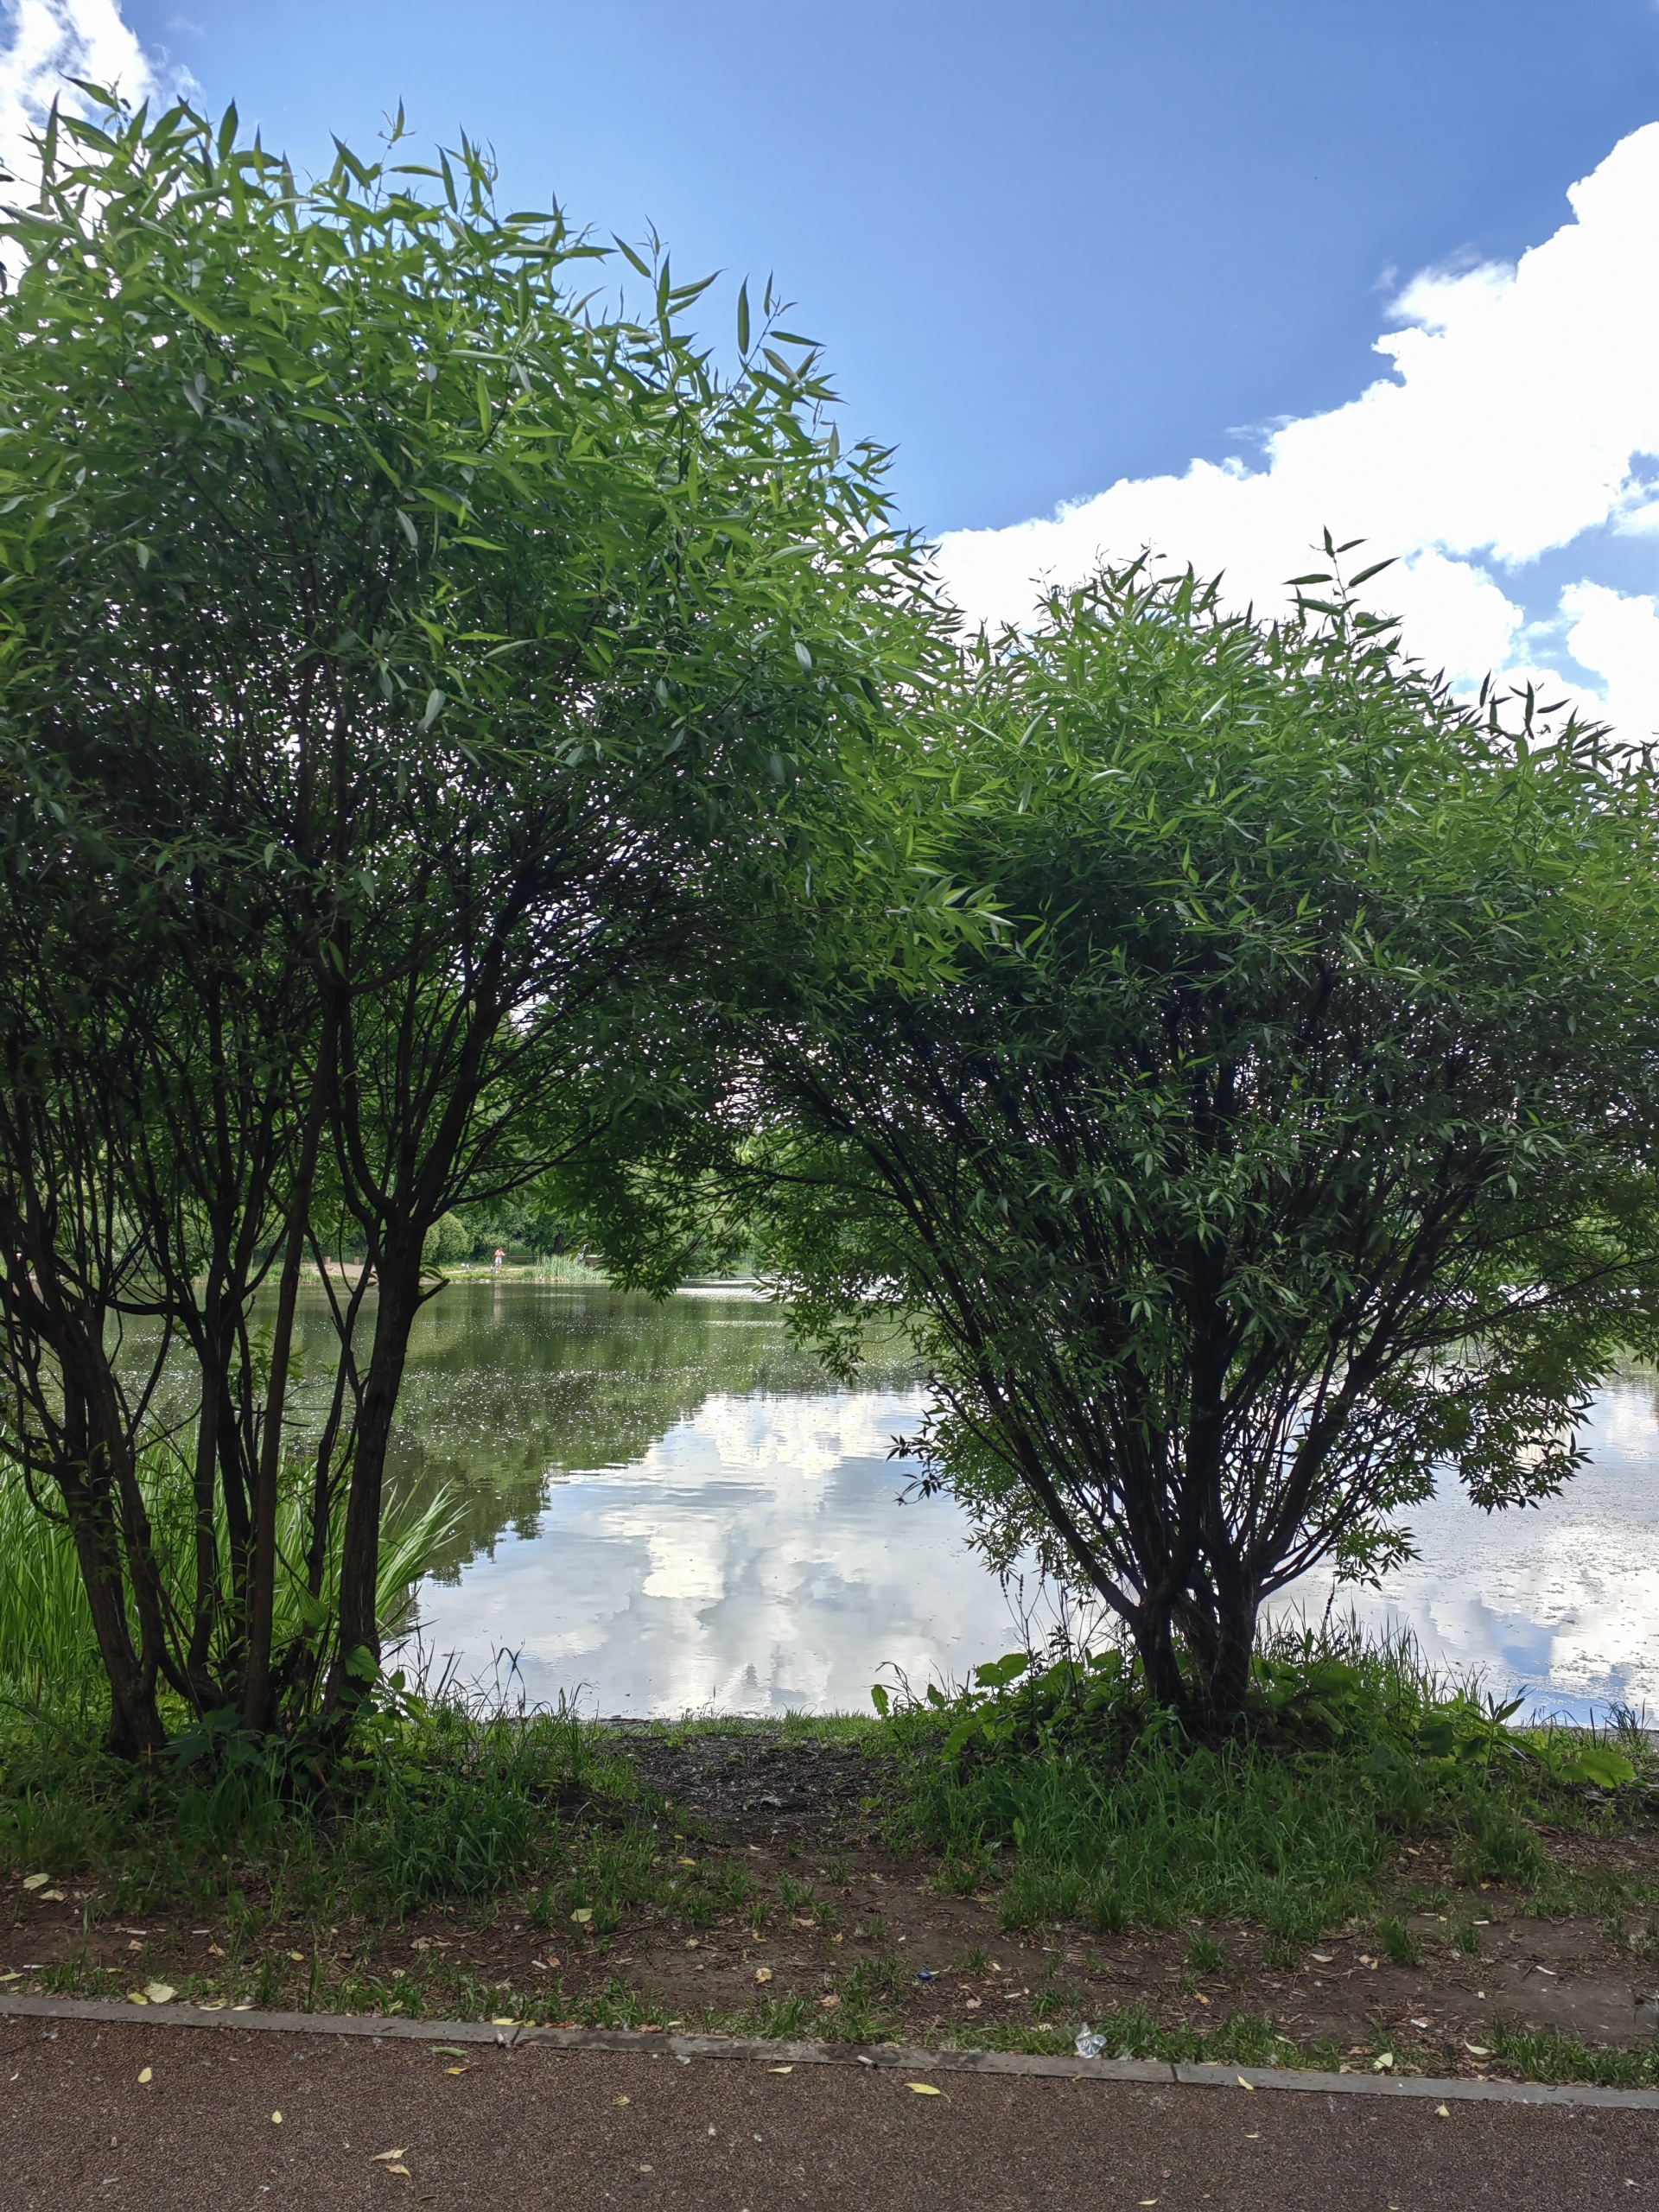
[2,2019,1656,2212]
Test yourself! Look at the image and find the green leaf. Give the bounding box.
[736,279,750,356]
[1554,1745,1636,1789]
[1346,557,1397,588]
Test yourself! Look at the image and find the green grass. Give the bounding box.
[1484,2022,1659,2089]
[640,1711,882,1751]
[0,1616,1653,2101]
[878,1619,1657,1955]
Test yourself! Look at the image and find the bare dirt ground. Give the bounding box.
[4,1729,1656,2082]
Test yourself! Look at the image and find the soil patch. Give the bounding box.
[4,1725,1656,2088]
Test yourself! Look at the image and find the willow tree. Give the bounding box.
[740,559,1659,1735]
[0,95,943,1747]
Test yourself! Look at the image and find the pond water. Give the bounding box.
[294,1281,1658,1721]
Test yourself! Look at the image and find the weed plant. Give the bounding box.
[880,1618,1655,1945]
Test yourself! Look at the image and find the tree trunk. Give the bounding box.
[54,1408,166,1759]
[67,1497,166,1758]
[1128,1598,1192,1719]
[323,1230,423,1714]
[1172,1575,1260,1739]
[243,1014,335,1732]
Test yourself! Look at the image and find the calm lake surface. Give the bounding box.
[284,1279,1657,1722]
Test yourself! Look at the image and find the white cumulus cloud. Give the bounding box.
[1562,581,1659,734]
[0,2,174,194]
[935,124,1659,734]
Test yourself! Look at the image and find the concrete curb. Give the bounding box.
[4,1993,1657,2110]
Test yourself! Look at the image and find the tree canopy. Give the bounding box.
[0,94,944,1751]
[712,557,1659,1732]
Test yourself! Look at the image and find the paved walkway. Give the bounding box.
[2,2015,1656,2212]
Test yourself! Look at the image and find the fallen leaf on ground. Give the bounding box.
[1236,2076,1255,2091]
[287,1950,304,1962]
[754,1967,772,1985]
[1374,2052,1395,2071]
[137,2067,152,2084]
[819,1994,840,2011]
[270,2112,283,2125]
[906,2082,942,2095]
[613,2095,631,2107]
[40,1890,64,1902]
[127,1992,148,2005]
[385,2166,410,2178]
[767,2066,792,2075]
[1465,2044,1491,2057]
[570,1909,593,1925]
[429,2047,464,2057]
[21,1873,49,1891]
[1436,2105,1451,2118]
[445,2065,473,2077]
[143,1982,175,2005]
[370,2150,407,2163]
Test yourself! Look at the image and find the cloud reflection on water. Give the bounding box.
[410,1385,1023,1714]
[1274,1376,1659,1721]
[382,1285,1659,1722]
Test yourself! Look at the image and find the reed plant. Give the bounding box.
[0,1449,459,1713]
[526,1252,607,1284]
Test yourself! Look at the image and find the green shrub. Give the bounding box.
[423,1211,474,1268]
[878,1620,1639,1943]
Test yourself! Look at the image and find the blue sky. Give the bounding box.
[7,2,1659,724]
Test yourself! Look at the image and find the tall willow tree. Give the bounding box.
[0,97,944,1751]
[731,562,1659,1735]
